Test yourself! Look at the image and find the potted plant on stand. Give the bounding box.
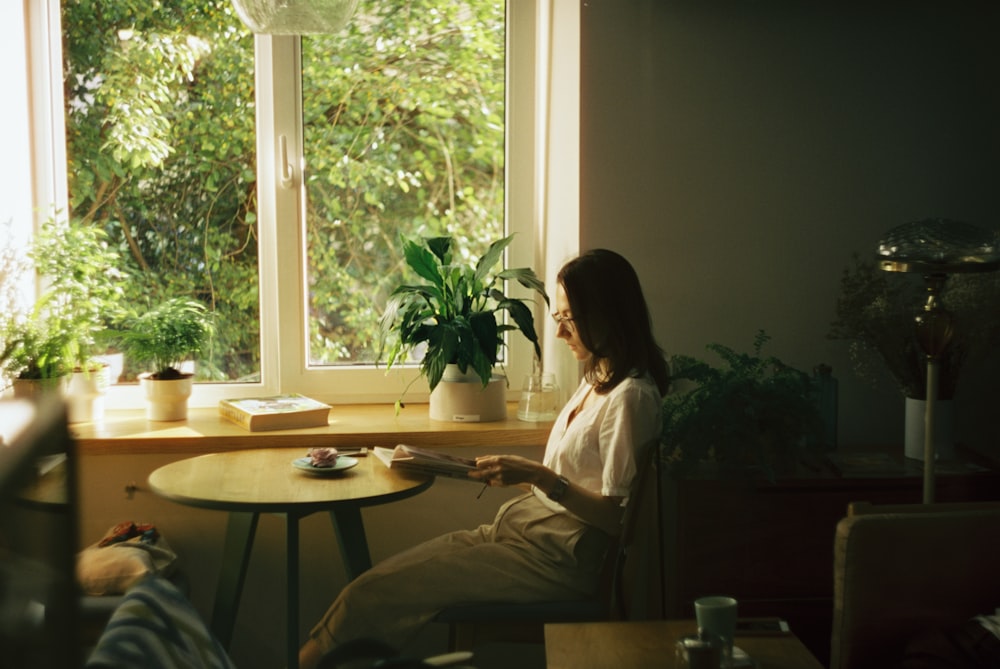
[828,253,1000,459]
[377,234,548,421]
[117,298,214,421]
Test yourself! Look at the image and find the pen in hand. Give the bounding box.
[476,482,488,499]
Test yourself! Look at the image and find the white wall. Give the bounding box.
[1,2,34,247]
[580,0,1000,452]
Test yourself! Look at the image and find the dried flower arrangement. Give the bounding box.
[828,253,1000,400]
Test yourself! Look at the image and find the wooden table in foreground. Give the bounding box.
[545,620,825,669]
[148,447,433,669]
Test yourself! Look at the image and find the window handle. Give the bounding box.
[279,135,295,188]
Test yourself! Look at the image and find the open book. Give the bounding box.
[373,444,478,481]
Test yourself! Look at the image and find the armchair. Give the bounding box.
[830,500,1000,669]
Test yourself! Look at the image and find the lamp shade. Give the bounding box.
[230,0,359,34]
[877,218,1000,274]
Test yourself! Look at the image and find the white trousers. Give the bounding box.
[308,492,609,653]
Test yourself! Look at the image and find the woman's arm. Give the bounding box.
[469,455,625,536]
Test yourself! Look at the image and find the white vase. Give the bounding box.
[904,397,955,461]
[429,364,507,422]
[140,373,194,421]
[67,365,111,424]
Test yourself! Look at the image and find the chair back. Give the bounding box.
[595,439,662,620]
[830,500,1000,669]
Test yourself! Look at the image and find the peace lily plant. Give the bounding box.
[378,234,549,410]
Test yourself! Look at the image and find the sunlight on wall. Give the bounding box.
[1,3,33,247]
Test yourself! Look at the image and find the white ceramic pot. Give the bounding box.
[429,364,507,422]
[11,376,69,400]
[904,397,955,461]
[140,373,194,421]
[67,365,112,424]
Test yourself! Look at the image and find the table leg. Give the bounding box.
[211,511,259,649]
[328,505,372,579]
[287,512,301,669]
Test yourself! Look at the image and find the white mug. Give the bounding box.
[694,595,738,668]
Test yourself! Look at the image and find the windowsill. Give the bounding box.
[71,402,552,456]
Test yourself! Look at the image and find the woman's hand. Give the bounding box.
[469,454,545,489]
[471,455,626,535]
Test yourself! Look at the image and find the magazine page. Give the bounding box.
[373,444,478,481]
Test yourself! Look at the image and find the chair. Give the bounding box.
[432,444,663,651]
[830,500,1000,669]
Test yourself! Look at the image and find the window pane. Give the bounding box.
[302,1,506,366]
[61,0,260,383]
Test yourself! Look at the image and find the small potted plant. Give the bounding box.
[661,331,827,480]
[1,217,125,413]
[34,217,126,421]
[0,320,73,398]
[377,234,548,420]
[117,298,214,421]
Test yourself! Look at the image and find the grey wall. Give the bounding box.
[580,0,1000,452]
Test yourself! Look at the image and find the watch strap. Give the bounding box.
[547,475,569,503]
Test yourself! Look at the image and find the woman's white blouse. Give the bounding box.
[532,373,662,512]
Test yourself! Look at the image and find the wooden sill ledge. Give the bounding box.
[71,402,552,456]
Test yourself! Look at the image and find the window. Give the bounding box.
[9,1,551,408]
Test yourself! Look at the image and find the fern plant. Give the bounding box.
[117,298,215,380]
[662,330,825,480]
[377,234,549,400]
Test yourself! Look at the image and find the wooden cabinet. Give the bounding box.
[659,452,1000,668]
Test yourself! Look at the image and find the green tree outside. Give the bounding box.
[61,0,504,381]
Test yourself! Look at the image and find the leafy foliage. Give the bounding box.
[116,298,215,379]
[0,217,126,381]
[303,1,506,364]
[61,0,506,381]
[661,331,825,480]
[828,253,1000,399]
[378,234,548,399]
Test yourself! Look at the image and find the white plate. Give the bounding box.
[291,456,358,475]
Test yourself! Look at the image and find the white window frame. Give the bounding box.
[16,0,570,409]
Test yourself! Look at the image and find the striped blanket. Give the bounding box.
[86,574,235,669]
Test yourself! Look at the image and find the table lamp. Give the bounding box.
[876,218,1000,503]
[230,0,359,34]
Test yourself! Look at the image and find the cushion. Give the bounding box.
[77,522,177,596]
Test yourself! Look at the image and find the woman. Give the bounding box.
[299,249,670,668]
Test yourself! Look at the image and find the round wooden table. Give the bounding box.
[148,448,433,669]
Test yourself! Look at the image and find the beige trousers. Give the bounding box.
[308,492,609,653]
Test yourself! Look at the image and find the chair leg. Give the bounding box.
[449,622,477,652]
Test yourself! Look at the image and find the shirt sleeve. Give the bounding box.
[599,376,663,499]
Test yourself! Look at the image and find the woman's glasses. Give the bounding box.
[551,313,576,331]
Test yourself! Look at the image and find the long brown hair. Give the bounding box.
[557,249,670,396]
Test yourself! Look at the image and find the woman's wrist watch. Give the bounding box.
[547,475,570,503]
